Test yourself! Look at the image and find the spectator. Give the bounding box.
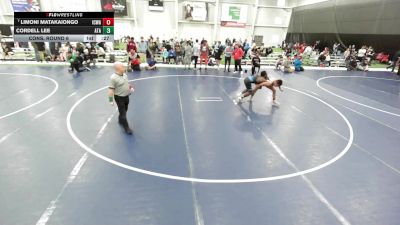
[317,48,330,67]
[250,43,258,58]
[275,55,284,70]
[148,39,158,55]
[344,48,351,59]
[264,46,273,57]
[251,51,261,75]
[243,40,250,59]
[224,43,234,72]
[233,44,244,73]
[192,39,200,70]
[76,43,84,55]
[325,50,331,67]
[303,45,313,58]
[145,49,152,64]
[344,48,351,68]
[168,48,176,64]
[297,43,305,54]
[96,45,106,59]
[104,42,113,52]
[145,49,157,70]
[1,42,11,60]
[0,43,4,60]
[175,42,183,65]
[138,36,148,59]
[49,42,61,61]
[82,48,94,67]
[347,55,358,71]
[357,45,367,61]
[333,42,340,55]
[59,43,70,61]
[349,44,356,55]
[165,41,172,51]
[386,49,400,73]
[214,41,224,69]
[199,40,209,70]
[319,47,331,66]
[155,37,162,50]
[225,38,231,46]
[365,46,374,64]
[183,41,193,70]
[36,42,45,62]
[360,56,369,71]
[294,56,304,71]
[318,54,326,67]
[127,48,137,71]
[162,47,168,64]
[282,57,293,73]
[131,55,141,71]
[31,42,39,62]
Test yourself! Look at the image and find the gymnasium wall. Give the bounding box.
[0,0,293,46]
[285,0,400,54]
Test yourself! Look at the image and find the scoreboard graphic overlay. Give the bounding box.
[14,12,114,42]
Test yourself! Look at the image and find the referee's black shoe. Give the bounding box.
[124,127,133,135]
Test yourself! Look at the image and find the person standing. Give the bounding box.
[175,42,183,65]
[333,42,339,55]
[251,51,261,75]
[108,62,134,135]
[199,40,209,70]
[192,39,200,70]
[183,41,193,69]
[36,42,45,62]
[387,49,400,74]
[224,43,233,72]
[233,44,244,73]
[138,36,148,60]
[127,37,137,53]
[214,41,223,69]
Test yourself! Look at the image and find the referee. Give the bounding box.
[108,62,133,135]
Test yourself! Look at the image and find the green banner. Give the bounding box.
[228,6,240,21]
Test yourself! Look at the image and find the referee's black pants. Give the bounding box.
[114,95,130,130]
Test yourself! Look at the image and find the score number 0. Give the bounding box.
[103,18,114,26]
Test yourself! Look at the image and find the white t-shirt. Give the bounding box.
[303,46,312,55]
[325,54,331,61]
[193,43,200,56]
[358,48,366,57]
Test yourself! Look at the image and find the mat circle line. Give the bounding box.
[317,76,400,117]
[66,75,354,183]
[0,73,59,120]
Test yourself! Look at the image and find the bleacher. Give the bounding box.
[7,48,35,61]
[243,52,347,67]
[96,50,128,63]
[4,47,347,67]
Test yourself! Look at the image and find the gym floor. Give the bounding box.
[0,64,399,225]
